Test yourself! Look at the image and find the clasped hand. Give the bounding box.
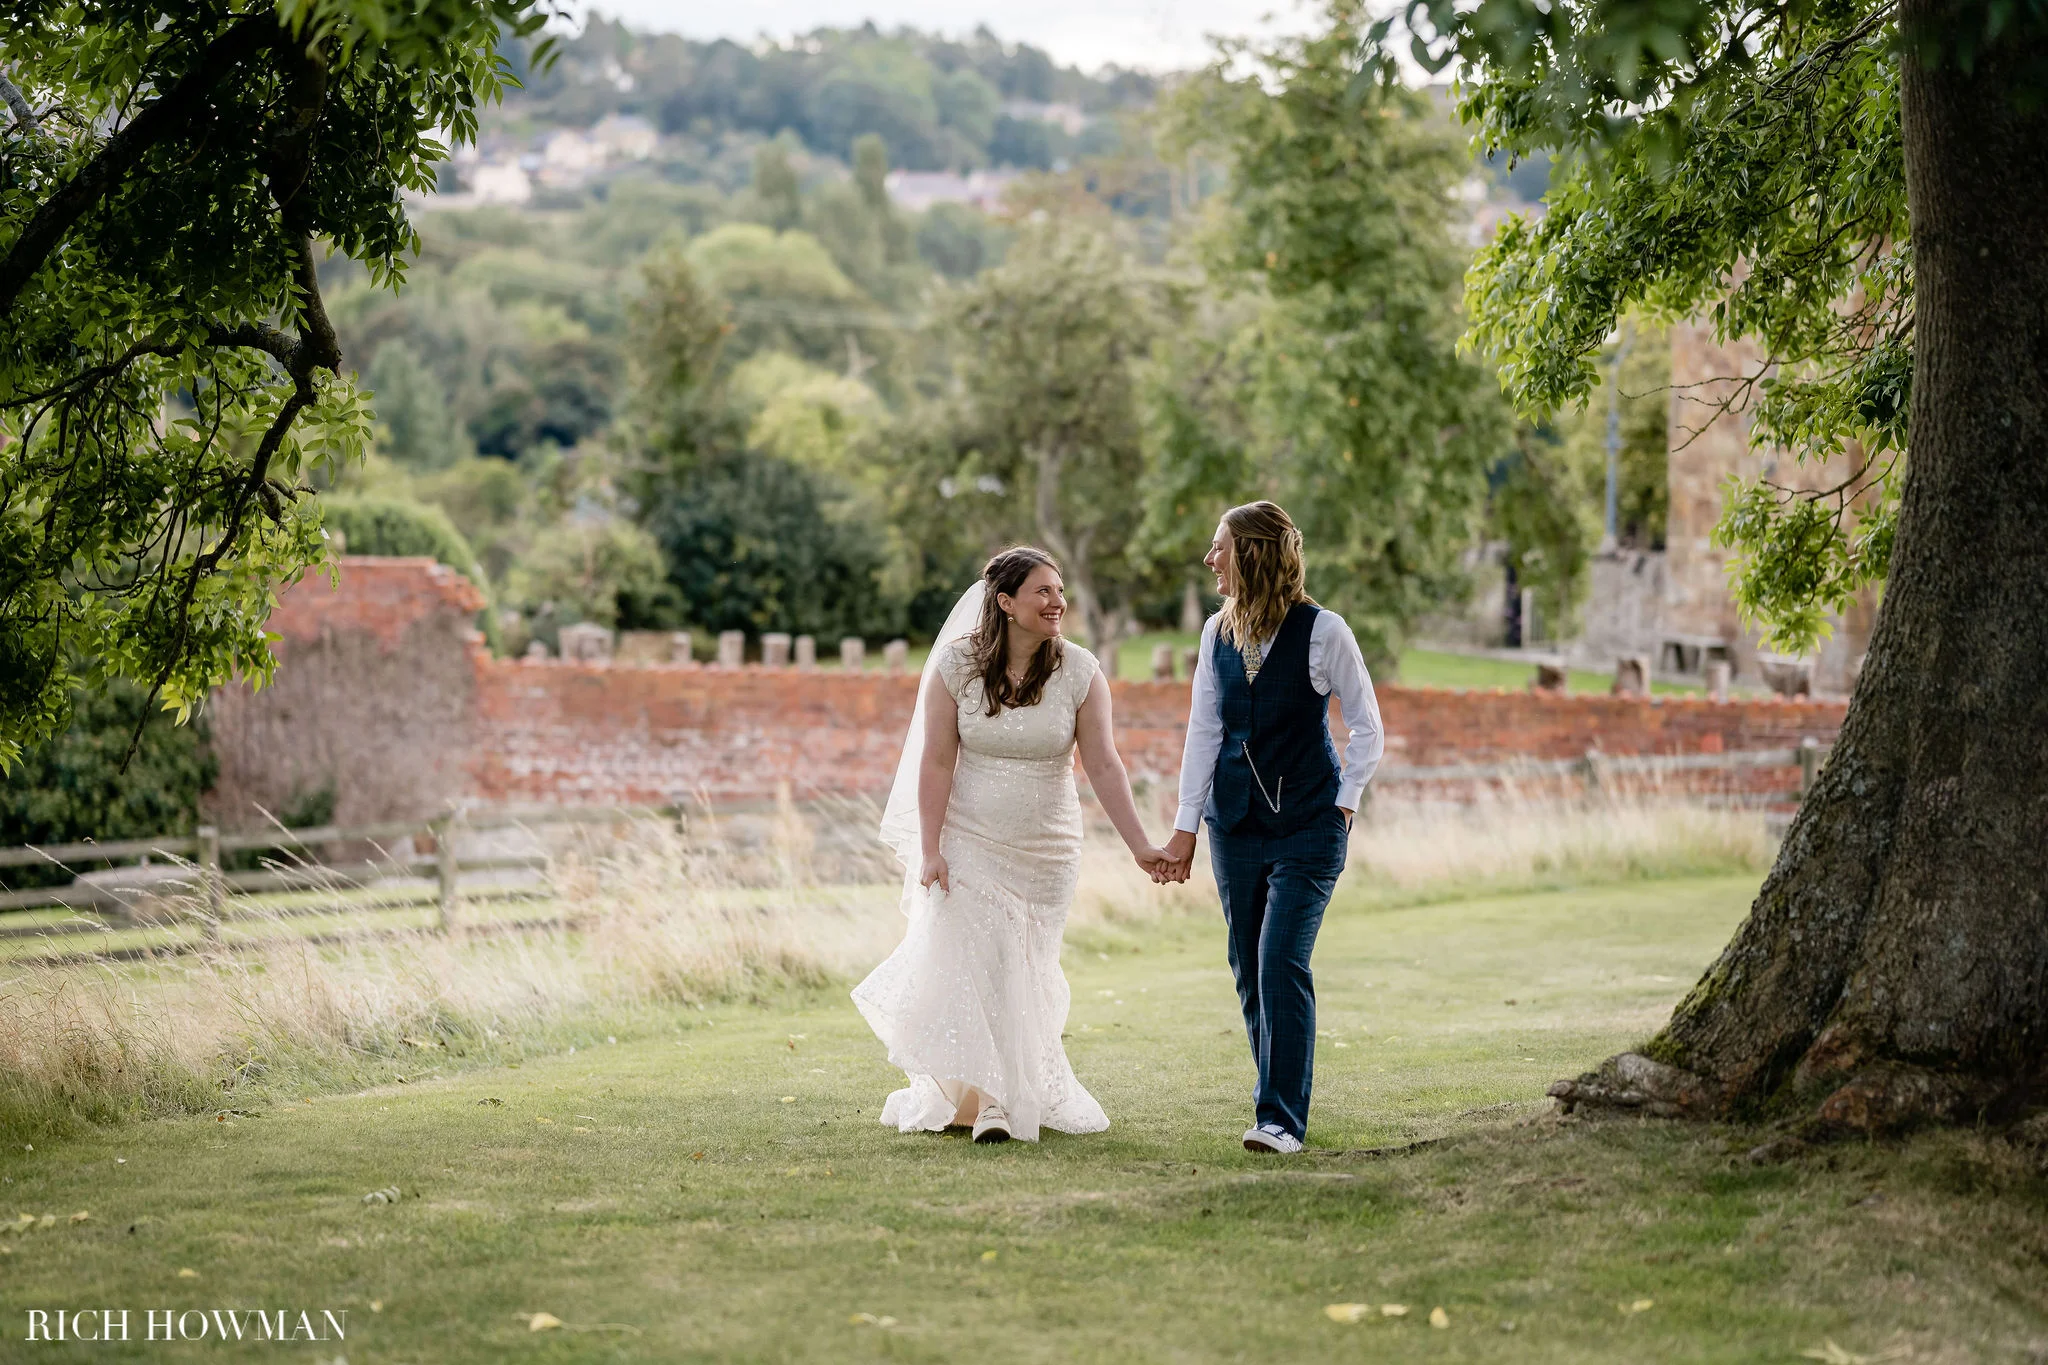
[1136,828,1197,885]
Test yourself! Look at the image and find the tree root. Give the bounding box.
[1548,1053,1720,1120]
[1551,1050,2024,1141]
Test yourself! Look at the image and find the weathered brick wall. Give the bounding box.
[206,558,489,829]
[205,558,1849,825]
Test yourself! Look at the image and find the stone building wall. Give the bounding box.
[1665,322,1879,693]
[202,559,1848,827]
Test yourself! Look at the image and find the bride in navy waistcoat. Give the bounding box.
[1158,501,1385,1153]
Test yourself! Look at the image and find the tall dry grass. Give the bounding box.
[0,793,1775,1137]
[1348,794,1777,903]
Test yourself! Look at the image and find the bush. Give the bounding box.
[319,496,486,585]
[0,682,218,890]
[503,519,673,633]
[645,451,902,639]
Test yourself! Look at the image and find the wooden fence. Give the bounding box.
[0,742,1828,963]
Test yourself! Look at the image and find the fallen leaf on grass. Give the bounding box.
[361,1186,402,1205]
[1429,1307,1449,1329]
[369,1300,382,1313]
[68,1211,90,1224]
[1380,1304,1409,1318]
[37,1214,54,1230]
[476,1098,504,1108]
[572,1127,592,1134]
[848,1313,898,1328]
[1323,1304,1369,1324]
[690,1152,706,1161]
[535,1116,554,1125]
[1619,1299,1654,1314]
[779,1096,796,1104]
[9,1213,34,1231]
[528,1313,562,1332]
[980,1250,998,1263]
[176,1269,198,1279]
[1801,1342,1911,1364]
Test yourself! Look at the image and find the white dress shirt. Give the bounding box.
[1174,609,1385,834]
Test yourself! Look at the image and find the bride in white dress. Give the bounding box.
[852,547,1171,1143]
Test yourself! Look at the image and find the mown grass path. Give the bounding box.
[4,875,2043,1362]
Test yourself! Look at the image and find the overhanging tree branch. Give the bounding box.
[0,66,39,133]
[0,14,273,318]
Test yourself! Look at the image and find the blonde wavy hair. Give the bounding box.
[1216,500,1314,649]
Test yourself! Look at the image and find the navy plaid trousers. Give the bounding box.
[1207,803,1350,1140]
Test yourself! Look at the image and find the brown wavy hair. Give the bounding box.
[968,546,1066,715]
[1216,501,1314,649]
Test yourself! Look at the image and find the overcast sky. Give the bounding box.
[565,1,1323,74]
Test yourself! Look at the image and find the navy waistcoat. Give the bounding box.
[1204,601,1342,838]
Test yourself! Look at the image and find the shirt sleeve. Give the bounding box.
[1309,611,1384,811]
[1174,617,1225,833]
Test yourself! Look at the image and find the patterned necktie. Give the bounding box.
[1242,637,1264,683]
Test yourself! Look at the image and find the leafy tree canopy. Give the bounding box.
[1149,7,1512,665]
[1416,0,1915,650]
[0,0,556,767]
[507,18,1156,173]
[890,221,1159,649]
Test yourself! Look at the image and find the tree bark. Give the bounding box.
[1030,443,1114,650]
[1553,7,2048,1133]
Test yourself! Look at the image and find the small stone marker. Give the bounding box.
[1705,659,1731,701]
[883,639,909,675]
[840,637,866,670]
[794,635,817,670]
[614,630,675,664]
[1151,644,1176,681]
[1181,646,1201,679]
[523,639,550,660]
[1532,662,1567,694]
[1611,654,1650,697]
[717,630,745,668]
[558,622,614,663]
[1757,653,1812,698]
[762,632,792,669]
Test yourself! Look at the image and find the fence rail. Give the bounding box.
[0,741,1831,961]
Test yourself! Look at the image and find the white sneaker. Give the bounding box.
[972,1101,1013,1144]
[1242,1122,1303,1154]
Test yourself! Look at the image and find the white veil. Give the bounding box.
[878,580,986,878]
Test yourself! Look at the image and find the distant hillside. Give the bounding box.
[499,18,1162,175]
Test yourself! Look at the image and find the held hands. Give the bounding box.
[1151,829,1199,885]
[1133,845,1174,881]
[919,853,950,893]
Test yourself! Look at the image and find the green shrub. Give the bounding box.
[0,682,217,890]
[320,495,486,585]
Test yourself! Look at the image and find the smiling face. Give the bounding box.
[1204,521,1236,597]
[997,563,1066,643]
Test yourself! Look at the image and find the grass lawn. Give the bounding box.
[5,871,2042,1362]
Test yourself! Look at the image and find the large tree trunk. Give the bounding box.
[1554,9,2048,1134]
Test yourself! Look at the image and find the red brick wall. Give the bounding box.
[205,558,1848,824]
[207,559,491,829]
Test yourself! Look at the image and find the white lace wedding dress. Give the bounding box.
[851,634,1111,1142]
